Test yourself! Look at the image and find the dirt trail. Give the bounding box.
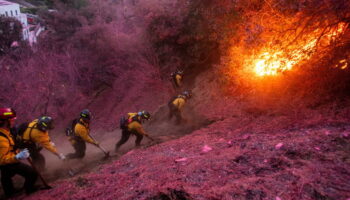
[0,99,210,199]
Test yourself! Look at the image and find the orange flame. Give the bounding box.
[249,23,347,77]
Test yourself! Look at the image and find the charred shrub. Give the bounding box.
[147,0,239,82]
[245,189,266,200]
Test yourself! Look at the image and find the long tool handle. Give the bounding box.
[98,146,108,155]
[27,157,52,189]
[146,135,155,141]
[89,134,110,157]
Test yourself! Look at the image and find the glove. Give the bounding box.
[15,149,30,160]
[58,153,66,160]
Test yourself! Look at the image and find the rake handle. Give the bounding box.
[27,157,52,189]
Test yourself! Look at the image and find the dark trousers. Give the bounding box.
[0,162,38,197]
[168,104,182,124]
[115,129,143,151]
[66,138,86,159]
[29,149,45,172]
[21,144,45,172]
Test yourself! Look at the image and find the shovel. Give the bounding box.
[145,135,155,141]
[90,135,110,159]
[63,160,77,177]
[146,135,164,145]
[68,169,76,177]
[97,145,110,159]
[27,158,52,189]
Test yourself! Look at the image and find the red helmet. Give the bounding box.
[0,108,16,120]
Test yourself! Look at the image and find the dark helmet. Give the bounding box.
[176,69,184,75]
[0,108,16,121]
[37,116,54,131]
[138,110,151,120]
[182,91,192,99]
[80,109,91,120]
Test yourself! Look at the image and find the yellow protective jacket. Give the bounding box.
[0,128,18,165]
[22,120,58,155]
[72,119,98,145]
[172,96,186,110]
[127,113,137,119]
[175,74,182,87]
[127,113,140,122]
[126,113,147,136]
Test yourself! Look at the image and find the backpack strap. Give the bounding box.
[71,119,89,139]
[130,115,141,124]
[0,131,9,142]
[24,123,37,142]
[16,123,38,151]
[74,119,88,130]
[78,121,88,129]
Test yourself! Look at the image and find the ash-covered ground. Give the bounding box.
[11,71,350,200]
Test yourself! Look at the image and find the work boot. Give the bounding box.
[25,186,39,195]
[4,188,23,199]
[134,143,142,149]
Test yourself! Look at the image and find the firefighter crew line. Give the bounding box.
[0,69,190,197]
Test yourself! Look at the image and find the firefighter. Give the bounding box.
[115,111,151,152]
[168,91,192,124]
[17,116,65,171]
[170,69,184,90]
[66,109,100,159]
[0,108,38,197]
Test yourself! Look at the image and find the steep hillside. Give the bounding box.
[14,70,350,200]
[1,0,350,199]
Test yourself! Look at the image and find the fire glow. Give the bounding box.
[249,23,347,77]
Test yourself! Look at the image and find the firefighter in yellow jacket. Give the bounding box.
[66,109,99,159]
[115,111,151,152]
[0,108,37,197]
[171,70,184,90]
[168,91,192,124]
[16,116,65,171]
